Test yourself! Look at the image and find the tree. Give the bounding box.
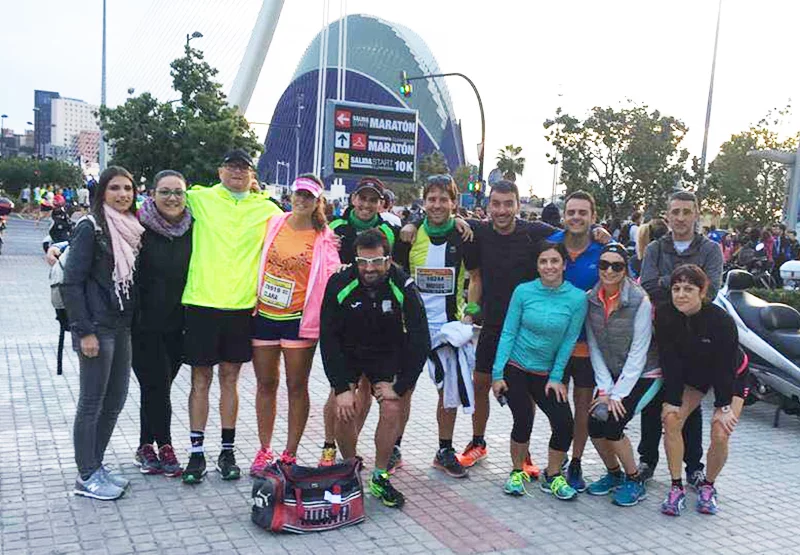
[0,158,83,196]
[704,106,798,226]
[98,44,261,186]
[544,103,690,220]
[496,145,525,181]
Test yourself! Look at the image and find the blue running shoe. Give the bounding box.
[612,478,647,507]
[567,460,586,493]
[587,471,624,496]
[696,484,718,515]
[661,485,686,516]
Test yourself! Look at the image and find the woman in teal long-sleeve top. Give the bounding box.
[492,241,588,500]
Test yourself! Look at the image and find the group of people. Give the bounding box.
[50,152,747,518]
[20,183,92,224]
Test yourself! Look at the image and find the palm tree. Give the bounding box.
[496,145,525,181]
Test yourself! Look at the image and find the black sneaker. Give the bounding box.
[686,469,706,491]
[182,452,207,485]
[368,471,405,508]
[387,445,403,475]
[637,461,655,483]
[216,449,241,480]
[432,448,467,478]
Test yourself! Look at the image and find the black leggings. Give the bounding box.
[131,329,183,447]
[589,378,662,441]
[504,365,574,452]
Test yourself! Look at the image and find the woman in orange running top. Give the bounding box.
[249,175,340,474]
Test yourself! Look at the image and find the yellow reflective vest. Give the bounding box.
[182,184,282,310]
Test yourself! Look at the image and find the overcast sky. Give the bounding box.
[2,0,798,198]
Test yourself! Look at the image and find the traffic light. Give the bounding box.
[399,71,413,98]
[474,181,482,193]
[467,179,474,192]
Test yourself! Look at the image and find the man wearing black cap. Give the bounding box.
[319,176,401,467]
[180,149,283,484]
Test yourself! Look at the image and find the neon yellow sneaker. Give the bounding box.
[503,469,531,496]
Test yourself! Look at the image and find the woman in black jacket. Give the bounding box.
[62,166,145,501]
[658,264,748,517]
[132,170,192,477]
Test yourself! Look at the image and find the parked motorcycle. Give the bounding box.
[714,269,800,427]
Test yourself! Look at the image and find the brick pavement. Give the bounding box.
[1,216,799,555]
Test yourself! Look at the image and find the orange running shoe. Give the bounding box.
[318,446,337,467]
[455,442,488,468]
[523,453,541,479]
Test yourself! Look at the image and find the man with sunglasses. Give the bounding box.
[546,190,612,493]
[320,229,429,509]
[319,176,401,466]
[180,149,283,484]
[393,174,481,478]
[637,190,723,488]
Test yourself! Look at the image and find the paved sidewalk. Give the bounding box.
[1,217,798,555]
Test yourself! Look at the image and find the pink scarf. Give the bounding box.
[103,203,145,309]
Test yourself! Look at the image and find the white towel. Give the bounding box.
[427,321,476,414]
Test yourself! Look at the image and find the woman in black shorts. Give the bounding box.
[658,264,749,516]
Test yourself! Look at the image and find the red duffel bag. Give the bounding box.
[251,458,365,533]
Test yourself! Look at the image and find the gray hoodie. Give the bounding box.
[640,232,723,304]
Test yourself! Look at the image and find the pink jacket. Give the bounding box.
[255,212,341,339]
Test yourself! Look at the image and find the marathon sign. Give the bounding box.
[324,100,418,182]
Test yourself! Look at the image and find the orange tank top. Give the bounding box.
[256,224,316,319]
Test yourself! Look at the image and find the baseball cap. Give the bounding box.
[292,176,323,198]
[221,149,255,169]
[354,176,385,199]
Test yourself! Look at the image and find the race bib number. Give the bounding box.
[260,272,295,309]
[415,267,455,296]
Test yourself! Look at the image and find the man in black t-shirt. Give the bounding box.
[457,181,557,474]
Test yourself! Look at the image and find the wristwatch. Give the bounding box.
[720,405,731,413]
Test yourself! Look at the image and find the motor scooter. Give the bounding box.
[714,269,800,427]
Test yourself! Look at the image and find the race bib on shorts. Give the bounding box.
[415,267,455,296]
[260,272,295,309]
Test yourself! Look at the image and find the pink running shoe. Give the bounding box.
[249,446,277,476]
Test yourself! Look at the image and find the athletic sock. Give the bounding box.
[608,465,623,477]
[671,478,684,489]
[627,472,641,482]
[569,457,581,467]
[190,430,205,454]
[471,435,485,447]
[439,439,453,451]
[394,436,402,448]
[323,441,336,450]
[702,479,715,487]
[221,428,235,452]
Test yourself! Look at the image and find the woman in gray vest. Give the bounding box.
[584,244,662,507]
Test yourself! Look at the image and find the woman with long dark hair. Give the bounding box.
[249,175,341,474]
[131,170,192,477]
[62,166,145,500]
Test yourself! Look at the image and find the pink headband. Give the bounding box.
[292,177,323,198]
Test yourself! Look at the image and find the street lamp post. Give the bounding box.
[404,72,486,181]
[186,31,203,49]
[295,94,304,180]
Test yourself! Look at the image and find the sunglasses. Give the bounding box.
[427,174,453,184]
[355,255,390,267]
[599,260,626,272]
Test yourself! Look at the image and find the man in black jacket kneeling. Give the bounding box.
[320,229,430,510]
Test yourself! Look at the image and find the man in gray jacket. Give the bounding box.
[638,190,723,487]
